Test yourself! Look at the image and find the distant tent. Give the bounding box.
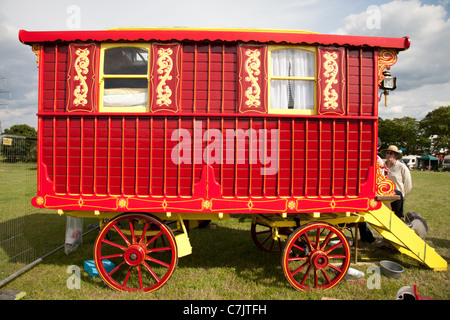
[418,155,439,170]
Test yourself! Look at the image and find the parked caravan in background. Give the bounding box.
[402,155,419,170]
[442,155,450,171]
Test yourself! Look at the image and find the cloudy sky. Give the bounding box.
[0,0,449,130]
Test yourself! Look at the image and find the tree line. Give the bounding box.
[379,106,449,156]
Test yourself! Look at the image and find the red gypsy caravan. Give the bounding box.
[19,28,446,292]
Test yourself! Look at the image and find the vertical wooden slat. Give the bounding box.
[149,117,153,196]
[318,119,322,196]
[66,117,70,194]
[249,117,253,197]
[291,118,294,196]
[121,116,125,195]
[193,44,197,112]
[346,48,350,116]
[359,48,363,116]
[276,118,280,197]
[221,45,225,113]
[332,119,336,195]
[52,117,56,193]
[93,117,98,195]
[345,120,349,196]
[135,117,139,196]
[80,117,84,195]
[358,121,363,195]
[107,116,111,195]
[163,117,167,196]
[234,117,237,197]
[262,118,266,197]
[304,119,309,196]
[207,44,211,112]
[53,44,58,112]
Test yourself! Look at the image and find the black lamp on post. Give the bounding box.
[379,70,397,107]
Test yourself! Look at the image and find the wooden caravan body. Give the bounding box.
[20,29,448,294]
[20,28,409,216]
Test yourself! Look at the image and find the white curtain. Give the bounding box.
[270,49,315,110]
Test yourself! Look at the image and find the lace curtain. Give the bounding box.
[270,49,315,110]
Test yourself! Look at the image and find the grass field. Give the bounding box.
[0,169,448,301]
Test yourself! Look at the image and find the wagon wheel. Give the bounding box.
[251,220,282,252]
[251,220,294,252]
[94,213,178,292]
[282,222,351,291]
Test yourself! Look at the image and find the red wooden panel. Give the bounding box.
[66,44,97,112]
[41,118,54,182]
[237,45,268,114]
[317,47,346,116]
[82,117,95,195]
[122,117,136,195]
[264,119,278,197]
[68,116,81,194]
[151,117,165,196]
[54,117,68,194]
[150,44,181,113]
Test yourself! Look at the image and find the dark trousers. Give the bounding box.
[391,189,404,219]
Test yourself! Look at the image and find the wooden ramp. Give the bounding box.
[362,204,447,271]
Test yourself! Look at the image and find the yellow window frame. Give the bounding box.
[268,45,317,115]
[99,43,151,113]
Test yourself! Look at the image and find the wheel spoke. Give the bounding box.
[112,224,131,246]
[321,269,331,285]
[315,228,321,250]
[139,222,149,244]
[145,230,163,247]
[109,261,126,276]
[300,264,312,286]
[142,261,161,282]
[290,260,309,276]
[122,266,132,287]
[100,253,124,260]
[325,241,343,254]
[137,265,144,290]
[321,232,334,250]
[314,269,318,288]
[146,255,171,268]
[328,263,343,273]
[129,220,137,244]
[101,238,127,251]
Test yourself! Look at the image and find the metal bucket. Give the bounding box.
[380,260,404,278]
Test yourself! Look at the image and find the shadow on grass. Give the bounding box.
[2,213,448,293]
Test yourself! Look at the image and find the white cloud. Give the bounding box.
[335,0,450,119]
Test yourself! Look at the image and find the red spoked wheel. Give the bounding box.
[282,222,351,291]
[251,220,282,252]
[251,220,293,252]
[94,213,178,292]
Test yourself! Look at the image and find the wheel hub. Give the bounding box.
[124,244,146,266]
[310,251,329,270]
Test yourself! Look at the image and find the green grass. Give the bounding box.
[0,170,448,300]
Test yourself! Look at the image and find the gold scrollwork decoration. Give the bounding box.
[244,49,261,108]
[375,162,395,196]
[73,48,90,106]
[156,48,174,107]
[322,51,339,110]
[378,49,398,84]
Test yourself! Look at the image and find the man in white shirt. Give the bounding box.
[381,145,412,219]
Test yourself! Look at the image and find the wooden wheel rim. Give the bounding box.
[94,213,178,292]
[282,222,350,291]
